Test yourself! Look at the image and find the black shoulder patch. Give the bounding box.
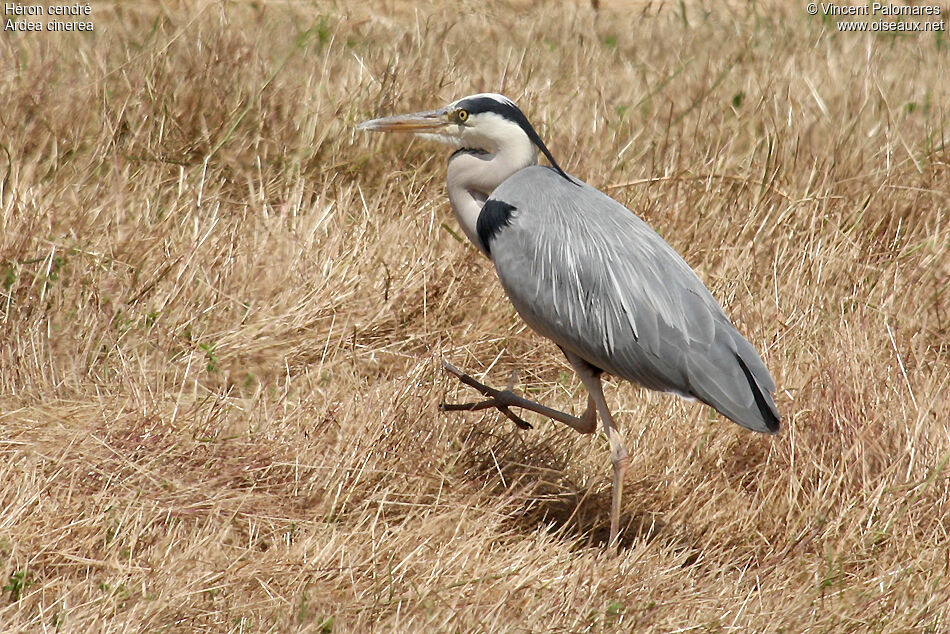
[476,200,516,256]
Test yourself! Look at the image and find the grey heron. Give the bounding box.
[357,93,780,551]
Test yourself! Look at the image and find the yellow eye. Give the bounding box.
[457,109,469,123]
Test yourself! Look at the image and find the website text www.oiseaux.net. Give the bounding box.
[806,3,946,32]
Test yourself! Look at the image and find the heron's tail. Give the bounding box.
[686,329,781,435]
[733,353,781,434]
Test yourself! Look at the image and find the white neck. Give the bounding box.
[446,119,537,254]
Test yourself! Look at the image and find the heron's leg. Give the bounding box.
[439,360,597,434]
[564,353,629,554]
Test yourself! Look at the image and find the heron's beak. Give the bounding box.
[356,108,451,133]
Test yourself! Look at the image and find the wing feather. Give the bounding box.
[486,166,780,433]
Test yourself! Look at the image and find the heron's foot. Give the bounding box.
[439,360,532,429]
[439,359,598,434]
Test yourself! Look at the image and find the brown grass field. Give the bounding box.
[1,0,949,631]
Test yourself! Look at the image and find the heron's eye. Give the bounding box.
[456,109,469,123]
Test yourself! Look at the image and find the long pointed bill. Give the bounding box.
[356,108,451,133]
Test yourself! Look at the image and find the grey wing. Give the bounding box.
[487,167,780,434]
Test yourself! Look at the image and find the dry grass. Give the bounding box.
[1,0,949,631]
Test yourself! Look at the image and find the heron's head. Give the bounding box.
[357,93,568,177]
